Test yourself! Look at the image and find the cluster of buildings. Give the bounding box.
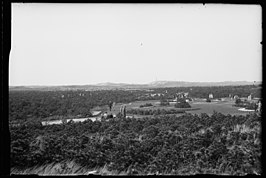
[228,93,261,113]
[170,92,191,103]
[176,92,189,99]
[150,93,164,97]
[228,93,258,101]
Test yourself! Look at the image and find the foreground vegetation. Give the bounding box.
[10,112,261,175]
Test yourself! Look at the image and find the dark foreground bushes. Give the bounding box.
[10,112,261,175]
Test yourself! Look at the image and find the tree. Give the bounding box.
[160,99,169,106]
[235,98,242,105]
[108,101,113,111]
[174,98,191,108]
[206,98,211,102]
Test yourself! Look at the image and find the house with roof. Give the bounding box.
[176,92,189,99]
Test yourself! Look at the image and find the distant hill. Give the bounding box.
[148,81,260,88]
[9,81,261,91]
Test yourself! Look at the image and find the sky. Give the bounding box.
[9,3,262,86]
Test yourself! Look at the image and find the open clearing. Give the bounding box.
[187,100,251,115]
[92,98,253,116]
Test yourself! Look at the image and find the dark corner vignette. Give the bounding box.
[2,0,11,176]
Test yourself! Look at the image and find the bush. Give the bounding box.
[175,102,191,108]
[245,102,257,110]
[175,99,191,108]
[139,103,153,108]
[206,99,211,102]
[235,98,242,105]
[160,99,170,106]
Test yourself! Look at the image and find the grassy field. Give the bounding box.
[92,98,253,116]
[187,99,253,115]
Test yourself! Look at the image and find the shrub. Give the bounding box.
[160,99,169,106]
[174,99,191,108]
[206,99,211,103]
[140,103,153,108]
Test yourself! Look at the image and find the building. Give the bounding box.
[176,92,189,99]
[209,93,214,99]
[176,92,184,98]
[247,94,253,101]
[120,105,127,118]
[102,112,108,118]
[256,100,262,113]
[184,92,189,98]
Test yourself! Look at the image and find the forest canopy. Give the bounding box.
[10,112,261,175]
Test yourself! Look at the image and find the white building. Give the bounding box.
[247,94,252,101]
[103,113,108,118]
[176,92,188,98]
[257,100,262,112]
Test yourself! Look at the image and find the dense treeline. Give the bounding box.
[10,113,261,175]
[9,90,139,121]
[9,85,261,122]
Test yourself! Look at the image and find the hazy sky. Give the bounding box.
[10,3,262,86]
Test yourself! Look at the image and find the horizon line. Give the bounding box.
[8,80,261,87]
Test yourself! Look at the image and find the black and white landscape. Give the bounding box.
[9,3,262,175]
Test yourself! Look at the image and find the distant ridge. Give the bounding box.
[148,80,260,87]
[9,81,261,91]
